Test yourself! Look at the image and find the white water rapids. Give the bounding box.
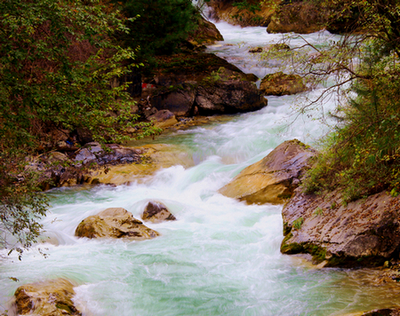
[1,22,400,316]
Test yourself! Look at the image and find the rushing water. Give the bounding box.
[2,22,400,316]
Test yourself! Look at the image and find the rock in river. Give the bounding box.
[260,72,307,96]
[219,139,316,204]
[75,208,159,240]
[142,201,177,223]
[281,189,400,267]
[14,278,81,316]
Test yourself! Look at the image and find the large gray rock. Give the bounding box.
[281,189,400,267]
[188,15,224,45]
[149,84,196,117]
[219,140,316,204]
[146,53,265,117]
[14,278,81,316]
[196,79,266,115]
[149,78,266,117]
[75,208,160,240]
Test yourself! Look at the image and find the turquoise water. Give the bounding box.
[1,21,400,316]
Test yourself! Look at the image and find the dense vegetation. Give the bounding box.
[0,0,198,253]
[302,0,400,202]
[114,0,199,59]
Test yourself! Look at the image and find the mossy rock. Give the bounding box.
[260,72,307,96]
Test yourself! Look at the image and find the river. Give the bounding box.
[1,21,400,316]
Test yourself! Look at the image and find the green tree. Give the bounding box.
[297,0,400,202]
[115,0,199,60]
[0,0,156,254]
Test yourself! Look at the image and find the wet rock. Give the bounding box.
[219,139,316,204]
[196,80,266,115]
[14,278,81,316]
[142,201,176,223]
[75,207,160,240]
[260,72,307,96]
[281,189,400,268]
[148,63,265,116]
[86,144,194,185]
[188,16,224,46]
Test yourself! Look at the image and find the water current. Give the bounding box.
[1,21,400,316]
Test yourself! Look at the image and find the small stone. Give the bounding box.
[383,261,390,268]
[142,201,176,223]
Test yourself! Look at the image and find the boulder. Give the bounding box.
[74,142,103,164]
[149,53,255,87]
[75,208,160,240]
[188,16,224,46]
[267,2,326,34]
[14,278,81,316]
[149,84,196,117]
[148,110,178,129]
[86,144,194,185]
[196,79,266,115]
[260,72,307,96]
[281,189,400,268]
[142,201,176,223]
[219,139,316,204]
[148,60,266,116]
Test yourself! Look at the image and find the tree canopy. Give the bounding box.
[0,0,156,253]
[114,0,199,60]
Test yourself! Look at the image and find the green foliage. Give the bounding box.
[313,207,324,216]
[292,217,304,230]
[297,0,400,202]
[115,0,199,59]
[303,41,400,202]
[0,0,158,253]
[232,0,261,14]
[0,150,48,255]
